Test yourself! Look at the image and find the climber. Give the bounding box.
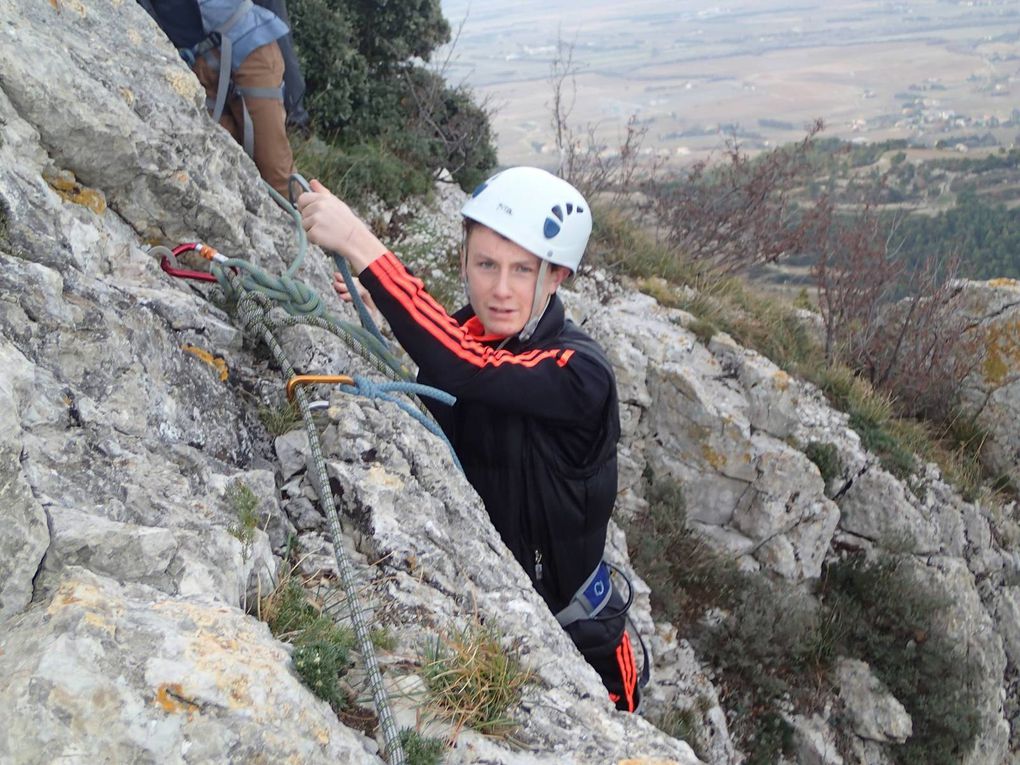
[137,0,296,195]
[297,167,643,713]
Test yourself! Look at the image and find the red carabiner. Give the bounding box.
[159,243,219,282]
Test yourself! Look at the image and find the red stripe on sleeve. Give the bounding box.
[368,253,577,371]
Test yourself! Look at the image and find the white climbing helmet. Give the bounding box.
[460,167,592,273]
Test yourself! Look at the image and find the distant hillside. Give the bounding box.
[781,140,1020,282]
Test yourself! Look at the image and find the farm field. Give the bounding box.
[438,0,1020,167]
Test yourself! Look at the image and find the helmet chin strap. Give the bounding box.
[501,259,550,347]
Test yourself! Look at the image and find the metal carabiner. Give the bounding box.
[285,374,355,403]
[158,243,218,282]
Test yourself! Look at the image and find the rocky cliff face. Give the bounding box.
[1,2,1018,764]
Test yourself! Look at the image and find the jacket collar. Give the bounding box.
[454,294,567,350]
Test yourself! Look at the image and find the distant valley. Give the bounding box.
[438,0,1020,168]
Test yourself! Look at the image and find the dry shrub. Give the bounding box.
[640,120,824,274]
[548,36,657,203]
[809,196,983,420]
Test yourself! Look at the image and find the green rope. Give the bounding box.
[286,173,390,348]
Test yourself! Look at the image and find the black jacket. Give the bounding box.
[359,252,621,614]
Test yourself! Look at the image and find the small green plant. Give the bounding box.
[419,623,532,737]
[817,365,916,478]
[398,728,447,765]
[292,639,351,710]
[819,553,982,764]
[293,136,433,208]
[371,626,397,651]
[653,702,710,761]
[626,478,742,625]
[258,399,303,436]
[226,480,260,559]
[259,570,357,709]
[804,441,842,486]
[0,201,9,250]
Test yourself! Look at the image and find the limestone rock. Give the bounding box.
[0,568,379,765]
[836,658,912,744]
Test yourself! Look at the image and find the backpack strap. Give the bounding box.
[203,0,253,124]
[232,84,284,157]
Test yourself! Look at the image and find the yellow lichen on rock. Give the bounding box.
[165,67,201,100]
[119,86,135,107]
[181,343,229,382]
[155,682,200,715]
[982,320,1020,387]
[986,277,1020,290]
[772,369,791,391]
[701,443,727,471]
[43,169,107,216]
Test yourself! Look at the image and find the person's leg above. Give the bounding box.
[230,41,294,195]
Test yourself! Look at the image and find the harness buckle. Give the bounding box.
[555,561,613,627]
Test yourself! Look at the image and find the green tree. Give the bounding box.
[288,0,494,193]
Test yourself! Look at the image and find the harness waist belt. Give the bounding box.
[555,561,613,627]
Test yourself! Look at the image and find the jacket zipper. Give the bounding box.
[534,549,543,582]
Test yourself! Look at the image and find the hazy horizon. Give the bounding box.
[436,0,1020,167]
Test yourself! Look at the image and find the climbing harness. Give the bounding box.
[555,560,615,627]
[190,0,283,159]
[557,560,651,693]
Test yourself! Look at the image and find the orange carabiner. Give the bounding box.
[286,374,355,403]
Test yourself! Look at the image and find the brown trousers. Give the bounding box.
[194,41,295,196]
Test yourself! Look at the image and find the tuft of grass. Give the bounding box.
[419,623,532,738]
[814,365,916,479]
[653,701,712,761]
[398,728,447,765]
[687,318,718,346]
[804,441,842,486]
[258,399,303,436]
[371,626,397,652]
[226,480,260,559]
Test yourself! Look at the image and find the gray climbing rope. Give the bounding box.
[234,283,407,765]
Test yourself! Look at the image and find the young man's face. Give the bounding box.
[463,224,567,337]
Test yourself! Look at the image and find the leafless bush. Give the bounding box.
[399,14,498,188]
[810,198,982,419]
[640,120,824,274]
[547,36,657,202]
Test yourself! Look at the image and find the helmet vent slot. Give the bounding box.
[543,218,562,238]
[551,205,564,222]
